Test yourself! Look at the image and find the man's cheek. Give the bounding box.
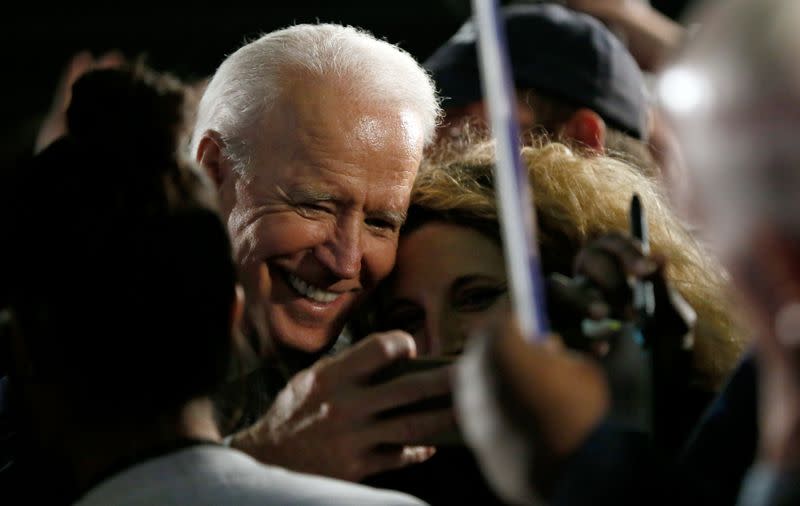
[249,216,325,259]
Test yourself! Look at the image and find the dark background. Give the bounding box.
[1,0,694,169]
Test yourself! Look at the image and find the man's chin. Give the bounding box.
[268,311,343,355]
[266,292,353,350]
[278,331,335,354]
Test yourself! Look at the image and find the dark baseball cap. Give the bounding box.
[425,3,648,139]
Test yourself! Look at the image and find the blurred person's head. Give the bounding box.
[7,65,239,442]
[192,24,440,359]
[358,138,744,390]
[426,4,657,177]
[661,0,800,344]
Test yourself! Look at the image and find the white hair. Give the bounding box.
[192,23,441,169]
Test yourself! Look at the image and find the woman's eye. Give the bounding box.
[453,286,507,312]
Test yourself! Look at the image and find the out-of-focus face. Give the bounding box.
[380,221,510,356]
[220,76,425,353]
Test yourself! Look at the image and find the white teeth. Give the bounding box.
[287,274,339,303]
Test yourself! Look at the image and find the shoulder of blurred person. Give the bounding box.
[74,445,424,506]
[4,62,233,501]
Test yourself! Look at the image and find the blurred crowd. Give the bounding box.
[2,1,799,505]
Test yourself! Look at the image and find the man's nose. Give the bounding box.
[423,315,440,357]
[315,214,364,280]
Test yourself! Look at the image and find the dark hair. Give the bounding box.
[7,65,237,420]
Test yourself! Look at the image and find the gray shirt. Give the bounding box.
[74,445,426,506]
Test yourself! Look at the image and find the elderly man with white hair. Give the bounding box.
[192,24,455,483]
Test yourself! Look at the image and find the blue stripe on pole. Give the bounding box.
[472,0,549,340]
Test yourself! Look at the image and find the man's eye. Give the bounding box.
[453,286,507,312]
[365,218,397,231]
[297,202,331,214]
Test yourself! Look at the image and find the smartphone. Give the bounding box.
[372,356,462,445]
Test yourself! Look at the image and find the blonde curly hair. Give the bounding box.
[403,139,746,390]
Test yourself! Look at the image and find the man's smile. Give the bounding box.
[285,271,342,304]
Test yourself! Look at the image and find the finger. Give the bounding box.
[547,273,608,319]
[48,51,94,114]
[63,51,94,90]
[315,331,416,385]
[577,233,659,279]
[575,245,631,299]
[344,365,452,418]
[575,235,661,311]
[53,51,94,113]
[361,408,456,446]
[649,275,695,340]
[643,257,693,331]
[361,445,436,477]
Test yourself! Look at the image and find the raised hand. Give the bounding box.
[230,331,455,481]
[453,318,609,504]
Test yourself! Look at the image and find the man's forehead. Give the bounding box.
[266,73,423,147]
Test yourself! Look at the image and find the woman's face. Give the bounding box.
[381,221,509,356]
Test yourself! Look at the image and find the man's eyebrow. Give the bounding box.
[279,186,407,225]
[281,186,338,202]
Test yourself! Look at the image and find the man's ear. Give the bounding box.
[560,109,607,153]
[196,131,234,189]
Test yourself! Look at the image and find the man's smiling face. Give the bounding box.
[223,75,424,353]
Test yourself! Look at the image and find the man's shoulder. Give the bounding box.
[75,445,425,506]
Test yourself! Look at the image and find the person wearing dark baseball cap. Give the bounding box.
[426,3,656,175]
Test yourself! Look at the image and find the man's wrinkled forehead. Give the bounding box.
[261,71,424,152]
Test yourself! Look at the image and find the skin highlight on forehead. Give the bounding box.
[279,71,424,151]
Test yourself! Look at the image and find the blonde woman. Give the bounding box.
[358,139,745,393]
